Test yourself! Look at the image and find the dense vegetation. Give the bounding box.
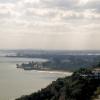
[92,87,100,99]
[16,68,100,100]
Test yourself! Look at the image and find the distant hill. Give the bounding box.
[4,50,100,71]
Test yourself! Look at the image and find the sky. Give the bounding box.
[0,0,100,50]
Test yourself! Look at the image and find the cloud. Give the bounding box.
[0,3,14,18]
[0,0,99,33]
[0,0,16,3]
[0,0,99,49]
[0,0,99,24]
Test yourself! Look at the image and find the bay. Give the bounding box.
[0,57,71,100]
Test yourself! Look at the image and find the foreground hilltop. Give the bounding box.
[16,68,100,100]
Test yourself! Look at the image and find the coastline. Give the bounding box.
[36,70,73,76]
[14,69,72,100]
[17,66,73,76]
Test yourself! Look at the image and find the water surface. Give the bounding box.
[0,57,71,100]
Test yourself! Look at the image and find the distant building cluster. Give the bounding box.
[80,68,100,79]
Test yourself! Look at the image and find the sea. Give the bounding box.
[0,56,71,100]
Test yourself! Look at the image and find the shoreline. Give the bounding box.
[36,70,73,76]
[20,68,73,76]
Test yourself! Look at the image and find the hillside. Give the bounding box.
[16,68,100,100]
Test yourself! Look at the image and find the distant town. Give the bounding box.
[4,50,100,71]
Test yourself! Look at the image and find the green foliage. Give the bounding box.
[91,87,100,99]
[95,87,100,95]
[73,68,92,75]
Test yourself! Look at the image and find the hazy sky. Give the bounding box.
[0,0,100,50]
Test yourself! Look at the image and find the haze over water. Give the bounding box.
[0,56,71,100]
